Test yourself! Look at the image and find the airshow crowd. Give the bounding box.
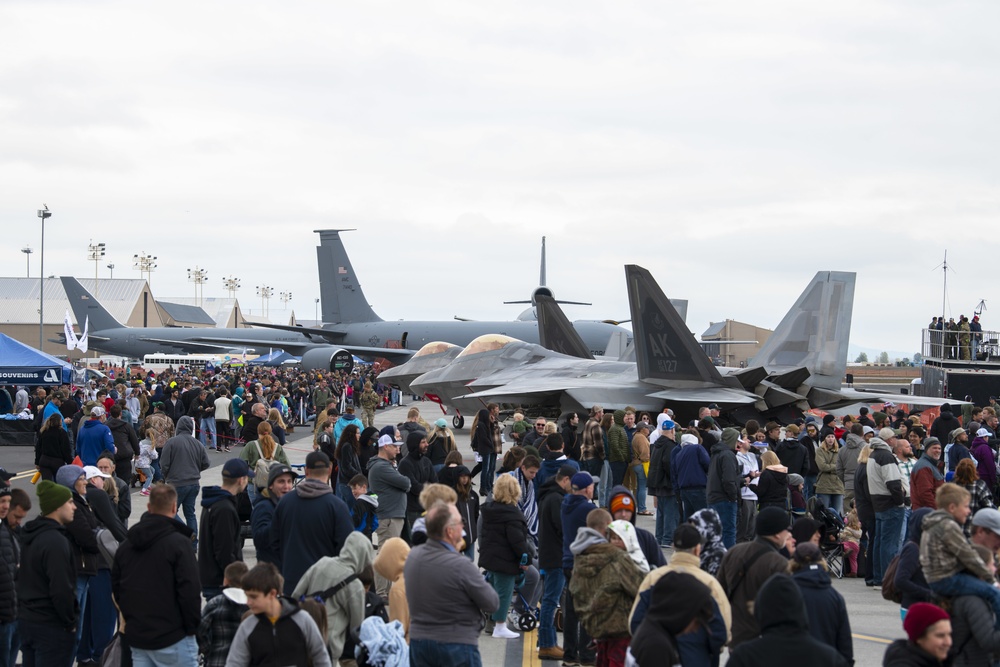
[3,363,1000,666]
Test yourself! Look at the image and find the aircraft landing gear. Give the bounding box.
[453,415,465,429]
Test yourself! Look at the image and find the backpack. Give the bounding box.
[881,554,904,603]
[252,440,274,488]
[95,527,119,568]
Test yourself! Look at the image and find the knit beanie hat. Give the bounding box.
[55,465,85,490]
[609,493,634,517]
[903,603,950,643]
[37,480,73,516]
[756,506,790,537]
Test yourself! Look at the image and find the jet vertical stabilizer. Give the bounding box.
[625,265,733,388]
[749,271,856,391]
[535,295,594,360]
[315,229,383,324]
[61,277,125,331]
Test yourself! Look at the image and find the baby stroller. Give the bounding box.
[808,496,847,578]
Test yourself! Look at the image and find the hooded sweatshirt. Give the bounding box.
[608,485,666,569]
[608,520,649,573]
[373,537,410,640]
[836,432,865,493]
[198,485,241,589]
[608,410,629,463]
[929,405,962,444]
[160,415,210,488]
[867,437,905,512]
[226,598,331,667]
[397,434,437,515]
[293,532,374,659]
[568,528,644,640]
[971,436,998,489]
[727,574,849,667]
[791,565,852,663]
[561,493,596,569]
[15,517,79,631]
[919,509,994,584]
[76,417,115,466]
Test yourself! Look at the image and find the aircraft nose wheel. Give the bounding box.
[453,415,465,429]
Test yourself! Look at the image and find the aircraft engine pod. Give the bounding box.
[301,347,354,374]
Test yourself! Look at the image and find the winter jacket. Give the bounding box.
[397,447,437,516]
[948,594,1000,667]
[405,539,499,646]
[198,486,242,590]
[537,476,567,570]
[800,432,820,476]
[426,430,456,467]
[673,440,710,489]
[929,406,962,445]
[815,446,846,495]
[792,566,853,663]
[607,485,666,569]
[631,432,650,465]
[366,456,410,519]
[647,435,676,496]
[706,441,741,504]
[225,598,332,667]
[107,416,138,463]
[112,513,200,651]
[197,589,248,667]
[86,485,128,543]
[774,439,808,477]
[715,538,790,647]
[883,639,948,667]
[868,438,905,512]
[250,493,280,567]
[271,478,355,595]
[15,517,78,630]
[561,493,595,569]
[333,413,364,445]
[65,490,102,576]
[76,418,115,466]
[34,427,73,471]
[336,443,362,486]
[160,416,210,488]
[608,411,630,463]
[971,437,998,490]
[292,532,373,661]
[580,417,605,462]
[854,462,876,526]
[919,509,993,584]
[472,409,501,457]
[756,466,789,510]
[537,449,578,488]
[910,454,945,510]
[837,432,864,493]
[479,501,532,575]
[726,574,849,667]
[896,508,935,611]
[0,523,18,622]
[569,529,644,639]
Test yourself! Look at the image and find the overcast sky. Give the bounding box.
[3,1,998,358]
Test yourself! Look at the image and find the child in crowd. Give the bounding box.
[839,509,862,577]
[198,562,249,667]
[226,563,331,667]
[788,473,808,517]
[136,437,157,496]
[349,474,379,540]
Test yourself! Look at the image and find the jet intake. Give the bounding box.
[301,347,354,374]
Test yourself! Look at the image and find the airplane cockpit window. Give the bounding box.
[456,334,517,358]
[412,341,458,358]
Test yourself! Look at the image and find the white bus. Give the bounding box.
[142,353,229,373]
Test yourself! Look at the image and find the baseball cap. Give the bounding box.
[708,403,720,410]
[221,459,251,479]
[434,418,447,429]
[570,472,594,491]
[305,451,331,469]
[0,468,14,484]
[83,466,110,480]
[862,426,876,436]
[673,524,703,550]
[878,427,896,441]
[377,435,395,448]
[267,464,295,487]
[636,421,651,431]
[972,508,1000,536]
[661,419,676,431]
[977,428,991,438]
[90,406,105,418]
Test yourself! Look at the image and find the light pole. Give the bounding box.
[37,205,51,350]
[279,291,293,311]
[88,240,106,297]
[187,266,208,306]
[132,252,157,287]
[223,275,241,299]
[256,285,273,317]
[21,246,32,277]
[107,263,115,279]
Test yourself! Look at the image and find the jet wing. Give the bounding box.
[814,388,972,410]
[136,337,247,353]
[239,321,348,340]
[646,387,760,406]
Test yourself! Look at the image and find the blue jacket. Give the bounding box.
[76,418,115,466]
[561,493,595,569]
[537,453,579,488]
[251,494,280,568]
[672,442,710,490]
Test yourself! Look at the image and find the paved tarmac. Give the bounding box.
[1,400,907,665]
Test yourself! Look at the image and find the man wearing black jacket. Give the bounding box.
[198,459,250,600]
[536,465,575,661]
[398,432,438,530]
[113,484,202,665]
[707,428,743,549]
[107,403,139,483]
[16,480,78,666]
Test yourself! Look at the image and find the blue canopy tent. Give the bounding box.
[0,334,75,386]
[247,350,299,367]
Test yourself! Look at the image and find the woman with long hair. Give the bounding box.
[756,451,789,512]
[266,407,287,445]
[239,420,290,500]
[815,432,845,516]
[954,458,994,537]
[335,424,362,507]
[35,413,72,481]
[426,419,457,473]
[480,474,532,639]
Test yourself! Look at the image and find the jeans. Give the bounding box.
[930,574,1000,629]
[709,500,738,548]
[680,488,707,521]
[562,569,594,662]
[738,498,758,543]
[17,619,75,667]
[488,571,517,623]
[200,417,217,448]
[175,484,200,536]
[78,568,116,663]
[139,466,154,491]
[151,456,163,483]
[610,461,628,487]
[803,474,817,501]
[874,506,906,584]
[131,635,199,667]
[632,464,648,512]
[409,639,482,667]
[336,482,356,510]
[655,495,679,545]
[816,493,844,516]
[73,574,92,656]
[538,568,565,648]
[0,620,18,667]
[374,517,405,597]
[480,453,497,494]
